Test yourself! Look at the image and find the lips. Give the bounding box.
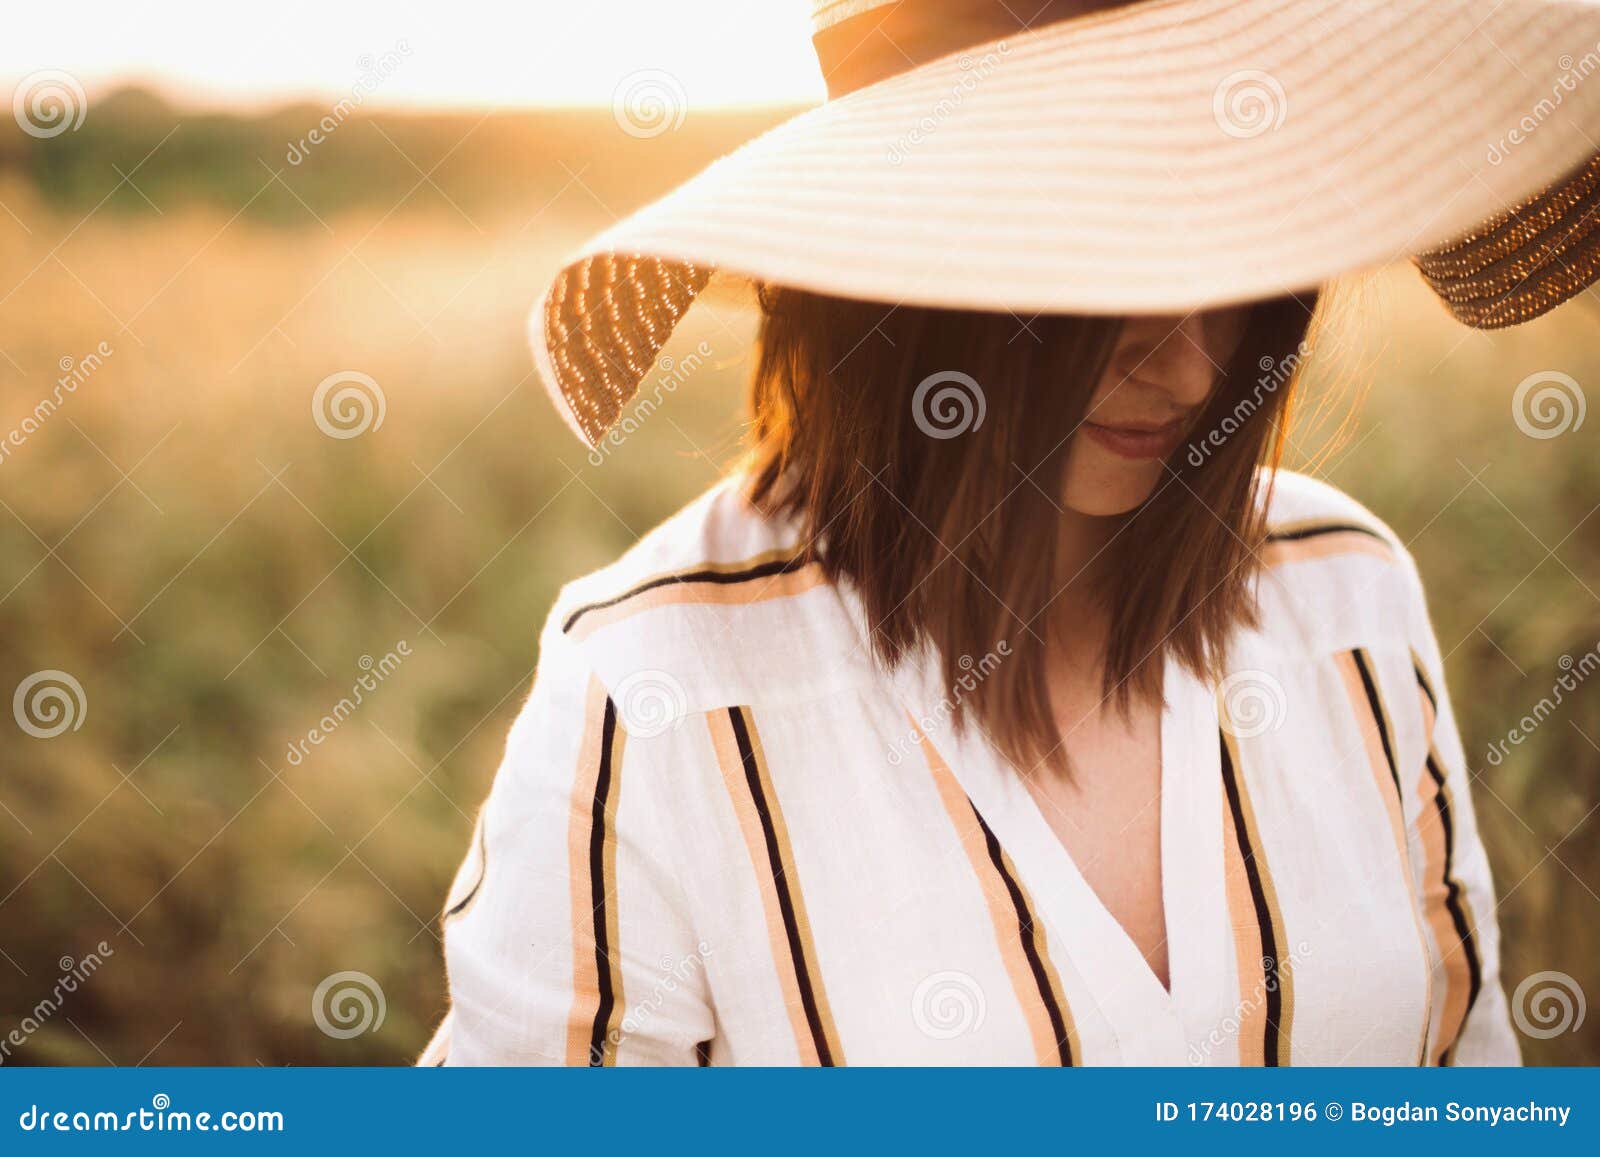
[1082,416,1189,461]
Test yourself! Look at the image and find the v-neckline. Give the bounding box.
[1023,678,1174,997]
[891,643,1232,1063]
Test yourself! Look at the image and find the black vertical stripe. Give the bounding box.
[695,1038,713,1067]
[1412,660,1482,1061]
[727,706,836,1067]
[1422,748,1485,1066]
[1351,649,1419,1061]
[969,802,1075,1066]
[1414,664,1438,712]
[1219,730,1286,1066]
[586,697,620,1066]
[1352,648,1401,796]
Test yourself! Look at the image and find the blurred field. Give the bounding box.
[0,89,1596,1065]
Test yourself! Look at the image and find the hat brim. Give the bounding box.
[534,0,1600,447]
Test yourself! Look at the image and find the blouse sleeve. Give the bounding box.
[1400,550,1520,1065]
[424,617,715,1066]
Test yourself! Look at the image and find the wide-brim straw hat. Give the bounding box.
[533,0,1600,448]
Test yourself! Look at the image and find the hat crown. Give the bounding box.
[811,0,898,34]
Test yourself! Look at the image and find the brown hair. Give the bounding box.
[743,287,1319,775]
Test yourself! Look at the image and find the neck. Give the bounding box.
[1054,505,1118,596]
[1049,505,1119,659]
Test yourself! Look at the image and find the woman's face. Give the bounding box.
[1061,309,1250,517]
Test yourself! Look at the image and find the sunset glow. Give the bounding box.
[4,0,826,109]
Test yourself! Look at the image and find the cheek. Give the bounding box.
[1081,367,1123,416]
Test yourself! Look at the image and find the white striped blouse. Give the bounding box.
[420,468,1518,1066]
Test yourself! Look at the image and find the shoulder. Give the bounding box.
[552,474,804,628]
[1259,468,1403,554]
[1252,468,1431,657]
[540,473,876,714]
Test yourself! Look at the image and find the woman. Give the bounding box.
[424,0,1600,1065]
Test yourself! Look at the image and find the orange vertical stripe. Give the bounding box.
[1219,774,1268,1066]
[564,678,627,1065]
[915,722,1078,1065]
[1337,648,1432,1064]
[707,707,842,1065]
[1410,658,1483,1064]
[1218,716,1294,1065]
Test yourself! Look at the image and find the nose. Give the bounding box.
[1139,313,1219,409]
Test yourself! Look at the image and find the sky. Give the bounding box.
[5,0,827,109]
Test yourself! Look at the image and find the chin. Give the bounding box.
[1064,489,1151,517]
[1061,458,1162,517]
